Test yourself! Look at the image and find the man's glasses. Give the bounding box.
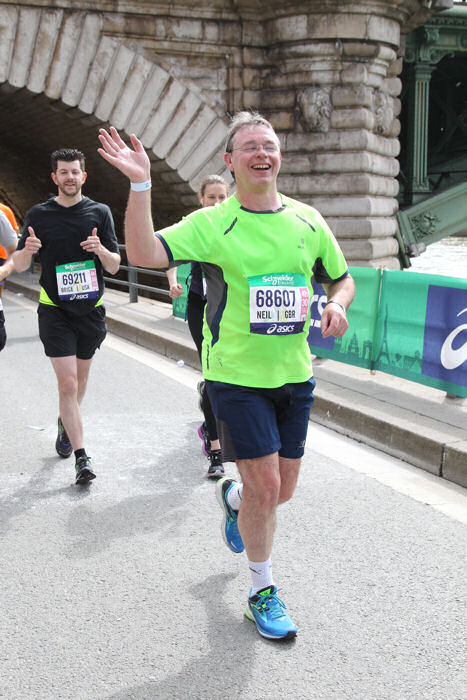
[230,143,280,154]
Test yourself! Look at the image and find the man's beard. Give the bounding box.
[58,182,80,197]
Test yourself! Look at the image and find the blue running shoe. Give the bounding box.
[245,585,297,640]
[55,417,72,458]
[215,477,244,554]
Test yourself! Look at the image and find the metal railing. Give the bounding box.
[103,244,170,303]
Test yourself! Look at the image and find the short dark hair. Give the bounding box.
[225,111,277,153]
[51,148,86,172]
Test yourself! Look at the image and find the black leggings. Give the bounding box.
[186,291,218,442]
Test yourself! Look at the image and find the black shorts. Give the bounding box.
[206,378,316,460]
[37,304,107,359]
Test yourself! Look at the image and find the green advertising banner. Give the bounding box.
[308,266,382,370]
[373,271,467,397]
[308,268,467,398]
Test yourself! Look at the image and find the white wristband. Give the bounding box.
[325,299,346,314]
[130,179,152,192]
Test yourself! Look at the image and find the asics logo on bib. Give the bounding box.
[267,324,295,334]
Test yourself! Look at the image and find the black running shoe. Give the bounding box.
[55,417,72,458]
[75,455,96,485]
[206,449,224,479]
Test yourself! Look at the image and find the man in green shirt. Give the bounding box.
[98,111,355,640]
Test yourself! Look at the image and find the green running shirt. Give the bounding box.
[158,194,349,388]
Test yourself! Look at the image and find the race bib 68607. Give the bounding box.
[248,273,310,335]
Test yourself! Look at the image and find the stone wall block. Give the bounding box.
[307,14,366,41]
[0,6,18,84]
[170,18,203,42]
[341,42,379,59]
[307,196,398,217]
[243,47,268,67]
[284,130,400,158]
[45,12,86,100]
[78,35,120,116]
[331,107,375,130]
[267,69,342,90]
[279,155,312,174]
[125,63,170,136]
[203,21,220,44]
[366,132,400,158]
[9,7,41,88]
[377,45,398,64]
[310,152,400,178]
[272,15,308,43]
[94,44,135,121]
[241,21,265,47]
[326,217,397,239]
[141,80,186,149]
[110,53,154,130]
[166,104,217,171]
[340,236,399,260]
[177,118,227,181]
[94,45,135,123]
[332,85,373,108]
[27,10,63,94]
[269,111,295,131]
[261,90,296,110]
[380,77,402,99]
[388,57,404,77]
[340,63,369,85]
[280,173,398,197]
[152,91,202,160]
[366,15,400,47]
[242,67,260,89]
[242,89,261,108]
[62,14,102,107]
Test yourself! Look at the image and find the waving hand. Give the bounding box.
[97,127,151,183]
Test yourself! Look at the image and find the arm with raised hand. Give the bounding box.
[12,227,42,273]
[97,127,169,269]
[166,266,184,299]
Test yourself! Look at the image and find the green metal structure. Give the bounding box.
[397,2,467,266]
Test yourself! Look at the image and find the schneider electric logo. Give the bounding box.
[422,285,467,387]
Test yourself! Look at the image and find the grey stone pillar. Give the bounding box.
[253,7,407,268]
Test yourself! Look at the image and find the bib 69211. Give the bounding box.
[55,260,99,301]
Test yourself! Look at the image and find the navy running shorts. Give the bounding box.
[206,377,316,461]
[37,304,107,359]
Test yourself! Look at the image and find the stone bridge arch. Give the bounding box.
[0,4,230,235]
[0,0,455,269]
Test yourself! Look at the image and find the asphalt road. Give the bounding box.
[1,292,466,700]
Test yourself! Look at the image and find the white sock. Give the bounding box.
[248,558,273,594]
[226,481,243,512]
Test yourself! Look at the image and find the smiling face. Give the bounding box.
[51,160,87,202]
[224,124,281,198]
